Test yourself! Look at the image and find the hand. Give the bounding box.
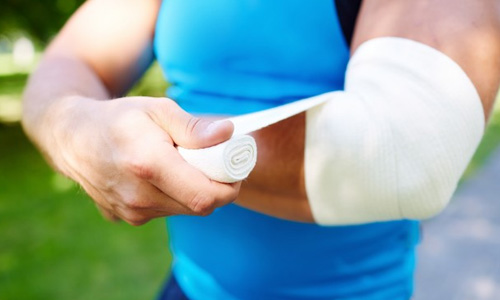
[47,96,240,225]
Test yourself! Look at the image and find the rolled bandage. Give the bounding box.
[178,135,257,183]
[177,94,330,183]
[178,37,485,225]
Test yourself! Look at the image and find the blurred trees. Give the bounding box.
[0,0,85,44]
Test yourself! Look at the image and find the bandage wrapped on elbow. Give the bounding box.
[305,37,484,225]
[178,37,484,225]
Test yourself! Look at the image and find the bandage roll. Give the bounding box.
[178,135,257,183]
[177,37,484,226]
[177,94,330,183]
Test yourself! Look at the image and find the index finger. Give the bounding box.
[128,128,240,215]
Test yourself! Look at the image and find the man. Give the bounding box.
[22,0,500,299]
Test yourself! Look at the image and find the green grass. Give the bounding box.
[0,63,171,300]
[0,124,171,300]
[0,74,28,123]
[1,55,500,299]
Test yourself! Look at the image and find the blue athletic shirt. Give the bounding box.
[154,1,419,299]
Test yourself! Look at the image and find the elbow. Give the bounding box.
[397,170,457,221]
[306,148,464,225]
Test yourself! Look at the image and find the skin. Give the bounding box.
[23,0,239,225]
[237,0,500,222]
[23,0,500,225]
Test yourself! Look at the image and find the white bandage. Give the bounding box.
[178,93,330,183]
[178,135,257,183]
[178,37,484,225]
[305,37,484,225]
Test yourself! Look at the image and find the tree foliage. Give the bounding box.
[0,0,85,44]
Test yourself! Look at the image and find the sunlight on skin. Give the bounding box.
[47,0,160,95]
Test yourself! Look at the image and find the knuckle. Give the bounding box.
[160,97,176,111]
[121,194,148,210]
[124,156,155,181]
[188,192,216,216]
[123,212,149,226]
[185,116,203,138]
[127,218,148,226]
[155,99,176,123]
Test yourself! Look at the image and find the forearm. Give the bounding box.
[236,184,312,223]
[238,40,483,224]
[352,0,500,117]
[23,0,158,168]
[235,0,500,223]
[23,56,109,154]
[21,0,242,225]
[236,112,313,222]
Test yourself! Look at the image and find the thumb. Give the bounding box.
[156,99,234,149]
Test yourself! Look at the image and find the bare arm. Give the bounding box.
[352,0,500,119]
[236,0,500,222]
[23,0,239,225]
[24,0,161,166]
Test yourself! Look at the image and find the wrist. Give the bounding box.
[23,95,98,175]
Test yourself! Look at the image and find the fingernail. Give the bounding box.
[206,120,228,134]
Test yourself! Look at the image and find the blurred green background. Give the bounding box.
[0,66,171,300]
[1,1,171,299]
[2,1,500,300]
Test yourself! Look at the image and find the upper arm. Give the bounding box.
[351,0,500,120]
[45,0,162,96]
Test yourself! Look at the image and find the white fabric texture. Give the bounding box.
[178,135,257,183]
[177,37,484,225]
[305,37,484,225]
[177,94,330,183]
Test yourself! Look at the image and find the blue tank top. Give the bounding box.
[154,1,419,299]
